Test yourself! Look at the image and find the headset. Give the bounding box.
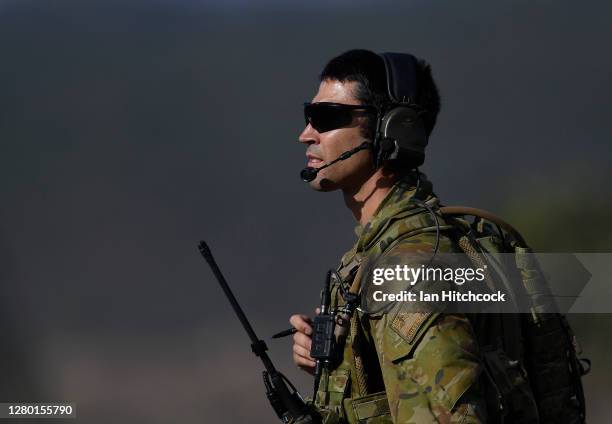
[372,52,429,170]
[300,52,430,182]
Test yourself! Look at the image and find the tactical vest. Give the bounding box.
[313,204,588,424]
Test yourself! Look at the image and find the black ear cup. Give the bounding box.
[377,106,427,168]
[373,52,429,170]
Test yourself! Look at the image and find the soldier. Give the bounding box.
[290,50,487,423]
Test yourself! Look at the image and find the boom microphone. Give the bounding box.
[300,141,371,182]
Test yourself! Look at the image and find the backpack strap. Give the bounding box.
[440,206,527,247]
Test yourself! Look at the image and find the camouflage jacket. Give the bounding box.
[314,175,486,424]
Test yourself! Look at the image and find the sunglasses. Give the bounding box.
[304,102,377,133]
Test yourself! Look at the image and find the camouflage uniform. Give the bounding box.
[314,175,486,423]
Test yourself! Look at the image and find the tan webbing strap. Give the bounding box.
[457,235,498,293]
[348,259,367,296]
[350,312,368,396]
[342,260,368,397]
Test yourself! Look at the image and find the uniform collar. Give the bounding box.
[353,172,435,254]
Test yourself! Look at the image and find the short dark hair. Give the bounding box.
[320,49,441,138]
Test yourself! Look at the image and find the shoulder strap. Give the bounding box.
[440,205,527,247]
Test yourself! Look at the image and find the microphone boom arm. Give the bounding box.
[301,141,371,182]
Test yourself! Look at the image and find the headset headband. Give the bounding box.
[379,52,419,105]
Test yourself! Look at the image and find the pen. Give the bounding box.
[272,327,298,339]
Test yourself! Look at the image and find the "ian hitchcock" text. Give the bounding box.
[372,289,506,303]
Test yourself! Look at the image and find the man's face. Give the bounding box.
[298,80,374,192]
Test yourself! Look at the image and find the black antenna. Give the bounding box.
[198,240,319,424]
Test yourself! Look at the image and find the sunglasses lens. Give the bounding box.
[304,104,354,133]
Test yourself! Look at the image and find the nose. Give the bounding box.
[298,122,319,145]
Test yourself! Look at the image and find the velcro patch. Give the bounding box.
[391,311,432,344]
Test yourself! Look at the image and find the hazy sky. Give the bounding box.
[1,0,611,422]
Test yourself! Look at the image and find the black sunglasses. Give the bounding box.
[304,102,377,133]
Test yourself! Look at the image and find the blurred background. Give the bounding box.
[1,0,611,422]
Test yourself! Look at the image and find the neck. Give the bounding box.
[342,169,397,226]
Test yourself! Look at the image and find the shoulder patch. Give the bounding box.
[381,306,440,362]
[391,311,431,344]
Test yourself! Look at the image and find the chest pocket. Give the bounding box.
[329,260,394,424]
[343,391,394,424]
[314,280,353,414]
